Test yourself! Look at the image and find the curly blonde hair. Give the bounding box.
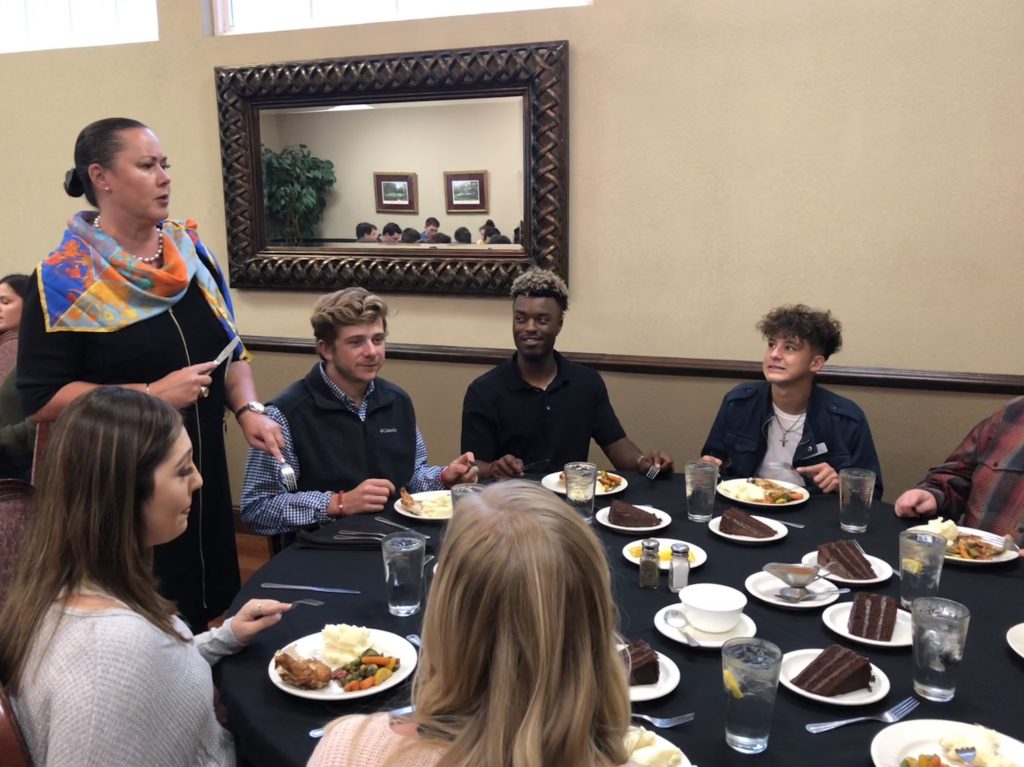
[510,268,569,312]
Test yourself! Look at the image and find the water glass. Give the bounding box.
[563,462,598,523]
[685,460,718,523]
[382,531,426,616]
[839,468,876,533]
[911,597,970,701]
[899,530,946,609]
[722,637,782,754]
[451,483,484,509]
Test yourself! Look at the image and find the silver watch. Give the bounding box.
[234,401,266,420]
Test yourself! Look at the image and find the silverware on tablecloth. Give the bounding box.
[630,712,695,729]
[775,587,851,603]
[773,518,806,529]
[260,582,360,595]
[804,696,918,733]
[289,598,324,607]
[374,516,431,539]
[406,634,422,648]
[332,530,386,541]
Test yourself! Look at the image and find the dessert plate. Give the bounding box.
[628,651,681,702]
[743,571,840,609]
[1007,622,1024,661]
[541,471,627,496]
[801,551,893,585]
[623,538,707,571]
[870,720,1024,767]
[653,604,757,648]
[394,490,452,521]
[708,514,787,544]
[268,629,417,701]
[779,648,889,706]
[716,477,809,508]
[821,601,912,648]
[626,727,692,767]
[595,504,672,533]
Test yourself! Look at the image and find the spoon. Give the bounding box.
[663,609,701,647]
[406,633,422,648]
[775,586,851,603]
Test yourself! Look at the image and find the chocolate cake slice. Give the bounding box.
[792,644,873,696]
[719,507,776,538]
[847,593,899,641]
[620,640,660,686]
[608,500,661,528]
[817,540,876,580]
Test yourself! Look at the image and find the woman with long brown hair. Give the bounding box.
[309,480,637,767]
[0,387,289,766]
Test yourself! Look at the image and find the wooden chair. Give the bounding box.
[0,478,32,611]
[0,681,32,767]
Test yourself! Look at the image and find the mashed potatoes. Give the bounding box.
[926,517,960,544]
[941,725,1015,767]
[320,624,371,667]
[624,727,684,767]
[731,483,767,503]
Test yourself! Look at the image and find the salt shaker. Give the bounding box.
[638,539,660,589]
[668,542,690,593]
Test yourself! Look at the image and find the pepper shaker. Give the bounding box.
[638,538,660,589]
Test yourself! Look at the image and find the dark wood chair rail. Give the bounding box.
[242,336,1024,397]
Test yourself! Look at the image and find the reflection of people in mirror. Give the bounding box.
[355,222,377,242]
[454,227,472,244]
[420,216,439,242]
[380,222,401,243]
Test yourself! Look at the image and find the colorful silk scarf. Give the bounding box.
[39,212,250,361]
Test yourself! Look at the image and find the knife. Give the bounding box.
[211,336,241,367]
[260,582,360,595]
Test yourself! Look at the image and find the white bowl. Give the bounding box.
[678,583,747,633]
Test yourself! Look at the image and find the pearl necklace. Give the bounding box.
[93,215,164,264]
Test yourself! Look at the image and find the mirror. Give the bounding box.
[215,41,568,295]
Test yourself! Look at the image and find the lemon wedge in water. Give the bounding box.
[723,669,743,699]
[901,558,924,576]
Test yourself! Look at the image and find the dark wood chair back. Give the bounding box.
[0,479,32,610]
[0,681,32,767]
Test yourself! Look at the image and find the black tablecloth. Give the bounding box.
[215,474,1024,766]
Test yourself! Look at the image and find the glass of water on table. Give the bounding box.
[382,530,426,616]
[563,462,598,524]
[899,529,946,608]
[722,637,782,754]
[912,597,970,702]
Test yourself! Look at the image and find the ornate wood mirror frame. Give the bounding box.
[215,40,568,295]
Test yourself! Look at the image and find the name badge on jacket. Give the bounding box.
[379,427,398,434]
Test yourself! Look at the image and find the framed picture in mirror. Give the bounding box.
[374,172,418,214]
[444,170,487,214]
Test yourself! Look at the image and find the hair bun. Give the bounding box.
[63,168,85,198]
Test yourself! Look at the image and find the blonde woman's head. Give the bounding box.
[413,480,630,767]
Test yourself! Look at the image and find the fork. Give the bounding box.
[630,712,695,729]
[955,746,977,764]
[644,461,661,480]
[279,461,298,491]
[374,516,431,539]
[290,598,324,607]
[971,529,1020,553]
[805,696,918,733]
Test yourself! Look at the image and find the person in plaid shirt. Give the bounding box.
[895,396,1024,546]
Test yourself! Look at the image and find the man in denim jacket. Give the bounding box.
[701,305,882,498]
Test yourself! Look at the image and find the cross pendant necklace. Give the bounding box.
[775,413,805,447]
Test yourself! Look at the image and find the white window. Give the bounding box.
[213,0,589,36]
[0,0,158,55]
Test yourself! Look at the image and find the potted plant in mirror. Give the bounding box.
[261,144,337,245]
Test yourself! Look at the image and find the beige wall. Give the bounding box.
[264,98,523,240]
[2,2,1021,500]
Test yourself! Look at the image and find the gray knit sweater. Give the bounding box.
[13,604,243,766]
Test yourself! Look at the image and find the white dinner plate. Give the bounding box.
[394,490,452,521]
[780,648,889,706]
[1007,622,1024,661]
[626,727,692,767]
[801,550,893,585]
[908,524,1021,566]
[708,514,788,544]
[627,650,681,702]
[595,504,672,533]
[541,471,628,496]
[743,571,840,609]
[622,538,708,571]
[268,629,417,701]
[871,720,1024,767]
[653,604,757,648]
[821,601,913,648]
[716,477,809,508]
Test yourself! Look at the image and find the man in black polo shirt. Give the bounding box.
[240,287,477,535]
[461,269,673,480]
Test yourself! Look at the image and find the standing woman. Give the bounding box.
[17,117,283,630]
[0,387,290,766]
